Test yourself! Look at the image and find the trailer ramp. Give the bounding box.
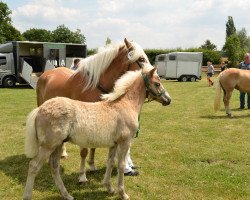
[20,60,55,89]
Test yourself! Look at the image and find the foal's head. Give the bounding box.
[143,68,171,106]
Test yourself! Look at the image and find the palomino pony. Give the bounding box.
[214,68,250,117]
[23,68,171,200]
[36,38,149,177]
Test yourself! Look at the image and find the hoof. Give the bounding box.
[78,181,89,186]
[121,193,130,200]
[108,187,115,195]
[89,165,97,172]
[227,113,233,118]
[65,195,74,200]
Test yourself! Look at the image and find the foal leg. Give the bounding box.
[117,144,130,200]
[103,146,117,194]
[88,148,97,171]
[23,147,51,200]
[49,144,74,200]
[223,91,233,117]
[78,148,88,184]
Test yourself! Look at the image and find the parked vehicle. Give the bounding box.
[0,41,86,88]
[155,52,203,82]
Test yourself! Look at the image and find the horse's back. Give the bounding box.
[36,67,73,106]
[219,68,250,92]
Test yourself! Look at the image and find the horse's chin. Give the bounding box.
[161,100,170,106]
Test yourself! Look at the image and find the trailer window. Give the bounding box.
[169,55,176,61]
[157,56,165,61]
[0,57,7,65]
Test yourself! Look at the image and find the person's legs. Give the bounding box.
[247,93,250,109]
[240,92,246,109]
[124,148,139,176]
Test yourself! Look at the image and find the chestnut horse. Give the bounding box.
[36,38,151,181]
[23,68,171,200]
[214,68,250,117]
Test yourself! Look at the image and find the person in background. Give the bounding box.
[70,58,80,70]
[206,61,215,86]
[220,61,228,72]
[238,53,250,109]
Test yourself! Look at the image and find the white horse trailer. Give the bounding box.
[0,41,86,88]
[155,52,203,82]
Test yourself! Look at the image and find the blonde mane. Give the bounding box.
[101,70,142,102]
[76,40,153,91]
[76,42,123,90]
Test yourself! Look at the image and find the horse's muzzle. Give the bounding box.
[161,93,171,106]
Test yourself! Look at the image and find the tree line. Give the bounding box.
[0,2,249,66]
[0,2,85,44]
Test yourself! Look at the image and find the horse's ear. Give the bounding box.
[124,38,133,50]
[149,67,157,77]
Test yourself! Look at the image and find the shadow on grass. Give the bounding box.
[0,154,118,200]
[200,113,250,119]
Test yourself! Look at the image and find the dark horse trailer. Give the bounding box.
[0,41,86,88]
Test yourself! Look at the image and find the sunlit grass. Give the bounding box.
[0,74,249,200]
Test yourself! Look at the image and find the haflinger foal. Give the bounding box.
[23,68,171,200]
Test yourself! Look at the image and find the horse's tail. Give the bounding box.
[214,75,222,112]
[25,107,40,158]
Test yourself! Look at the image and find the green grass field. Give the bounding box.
[0,75,249,200]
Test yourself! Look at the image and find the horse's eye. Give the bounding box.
[155,83,160,87]
[139,57,145,62]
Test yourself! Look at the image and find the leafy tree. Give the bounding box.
[237,28,250,52]
[0,2,23,42]
[22,28,52,42]
[105,37,112,45]
[223,34,241,67]
[226,16,236,38]
[51,25,85,44]
[200,40,217,50]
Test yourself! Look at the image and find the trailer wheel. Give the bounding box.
[190,76,196,82]
[181,76,188,82]
[3,77,16,88]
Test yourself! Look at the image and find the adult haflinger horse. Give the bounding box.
[36,38,150,176]
[23,68,171,200]
[214,68,250,117]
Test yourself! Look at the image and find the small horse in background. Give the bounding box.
[23,68,171,200]
[36,38,150,177]
[214,68,250,117]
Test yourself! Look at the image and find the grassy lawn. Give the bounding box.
[0,74,249,200]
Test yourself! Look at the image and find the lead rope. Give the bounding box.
[135,113,141,138]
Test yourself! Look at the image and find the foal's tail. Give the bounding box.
[214,76,222,112]
[25,108,40,158]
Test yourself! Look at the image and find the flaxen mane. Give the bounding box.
[101,70,142,102]
[76,41,152,91]
[76,42,123,90]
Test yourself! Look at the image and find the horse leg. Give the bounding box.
[88,148,97,171]
[61,143,68,158]
[23,147,52,200]
[78,148,88,184]
[223,90,233,117]
[116,143,130,200]
[103,145,117,195]
[49,144,74,200]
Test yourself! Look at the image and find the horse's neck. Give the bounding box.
[121,78,146,113]
[99,46,128,91]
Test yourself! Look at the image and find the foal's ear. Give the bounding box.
[149,67,157,77]
[124,38,133,49]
